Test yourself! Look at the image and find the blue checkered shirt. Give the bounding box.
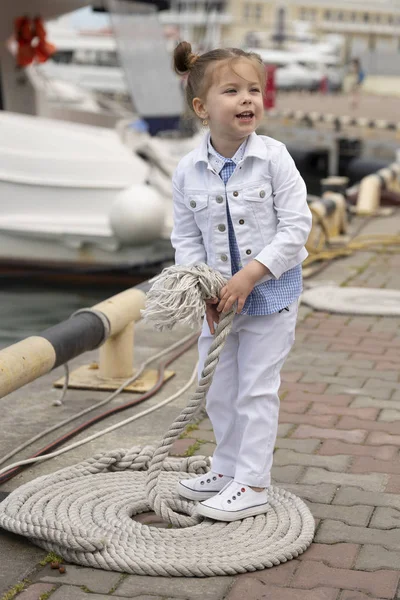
[208,139,303,315]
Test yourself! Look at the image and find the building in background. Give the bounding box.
[163,0,400,73]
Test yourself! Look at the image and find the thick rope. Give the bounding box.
[0,263,315,576]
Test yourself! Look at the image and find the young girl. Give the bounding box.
[172,41,312,521]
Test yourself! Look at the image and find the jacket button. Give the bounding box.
[246,249,252,255]
[221,254,228,262]
[190,200,196,208]
[239,219,244,225]
[218,224,226,232]
[216,195,224,203]
[233,191,239,197]
[259,190,266,198]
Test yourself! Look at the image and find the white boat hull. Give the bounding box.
[0,111,176,278]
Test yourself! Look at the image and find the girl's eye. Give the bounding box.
[224,89,236,93]
[251,88,261,93]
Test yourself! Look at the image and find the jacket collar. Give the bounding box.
[194,131,268,166]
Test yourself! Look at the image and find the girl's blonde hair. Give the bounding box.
[173,41,265,115]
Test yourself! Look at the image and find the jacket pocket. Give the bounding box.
[184,193,209,211]
[184,193,209,228]
[244,180,273,203]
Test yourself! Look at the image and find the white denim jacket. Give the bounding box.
[171,132,312,284]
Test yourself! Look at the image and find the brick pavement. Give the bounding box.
[1,213,400,599]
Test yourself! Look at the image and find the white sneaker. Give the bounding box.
[196,480,269,521]
[177,472,233,501]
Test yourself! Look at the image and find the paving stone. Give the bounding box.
[292,426,367,444]
[280,382,329,394]
[226,580,339,600]
[291,561,399,598]
[351,397,400,411]
[273,449,350,472]
[274,438,321,453]
[315,519,400,551]
[281,370,304,382]
[375,360,400,370]
[308,404,379,420]
[306,502,373,526]
[193,442,216,457]
[19,583,56,600]
[333,487,400,510]
[379,409,400,422]
[340,592,386,600]
[313,353,352,365]
[189,430,216,442]
[338,359,376,369]
[339,367,399,382]
[325,383,393,400]
[329,344,373,355]
[279,400,310,414]
[50,587,128,600]
[385,474,400,494]
[370,507,400,529]
[284,391,352,407]
[299,365,340,377]
[283,483,337,504]
[245,559,299,585]
[350,457,400,475]
[300,374,367,388]
[355,544,400,571]
[298,543,359,569]
[226,581,338,600]
[38,565,121,593]
[116,575,234,600]
[318,440,397,461]
[301,468,388,492]
[367,431,400,446]
[271,465,305,484]
[338,417,400,435]
[279,412,339,428]
[365,378,400,391]
[197,419,213,431]
[277,423,294,437]
[362,331,396,341]
[170,438,198,457]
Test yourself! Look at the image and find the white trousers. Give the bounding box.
[198,300,298,488]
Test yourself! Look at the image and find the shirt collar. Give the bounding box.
[194,131,268,166]
[207,137,247,173]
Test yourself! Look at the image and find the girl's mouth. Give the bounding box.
[236,111,254,121]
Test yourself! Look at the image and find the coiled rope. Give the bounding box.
[0,264,315,576]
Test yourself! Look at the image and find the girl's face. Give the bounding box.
[194,59,264,146]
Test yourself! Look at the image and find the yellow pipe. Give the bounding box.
[0,337,56,398]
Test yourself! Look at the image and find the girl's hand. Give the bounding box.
[217,261,271,315]
[217,270,255,314]
[205,298,219,334]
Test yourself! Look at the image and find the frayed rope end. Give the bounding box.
[141,263,226,331]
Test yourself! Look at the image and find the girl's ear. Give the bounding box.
[192,97,207,120]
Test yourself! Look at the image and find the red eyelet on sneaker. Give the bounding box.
[218,474,223,478]
[241,487,246,492]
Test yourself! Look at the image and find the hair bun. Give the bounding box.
[173,41,199,75]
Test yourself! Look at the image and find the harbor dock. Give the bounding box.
[1,207,400,599]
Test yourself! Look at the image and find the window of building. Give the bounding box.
[388,14,394,24]
[243,3,250,20]
[338,12,343,21]
[324,10,331,20]
[363,12,369,22]
[351,12,356,22]
[369,35,376,51]
[376,14,381,23]
[255,4,263,19]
